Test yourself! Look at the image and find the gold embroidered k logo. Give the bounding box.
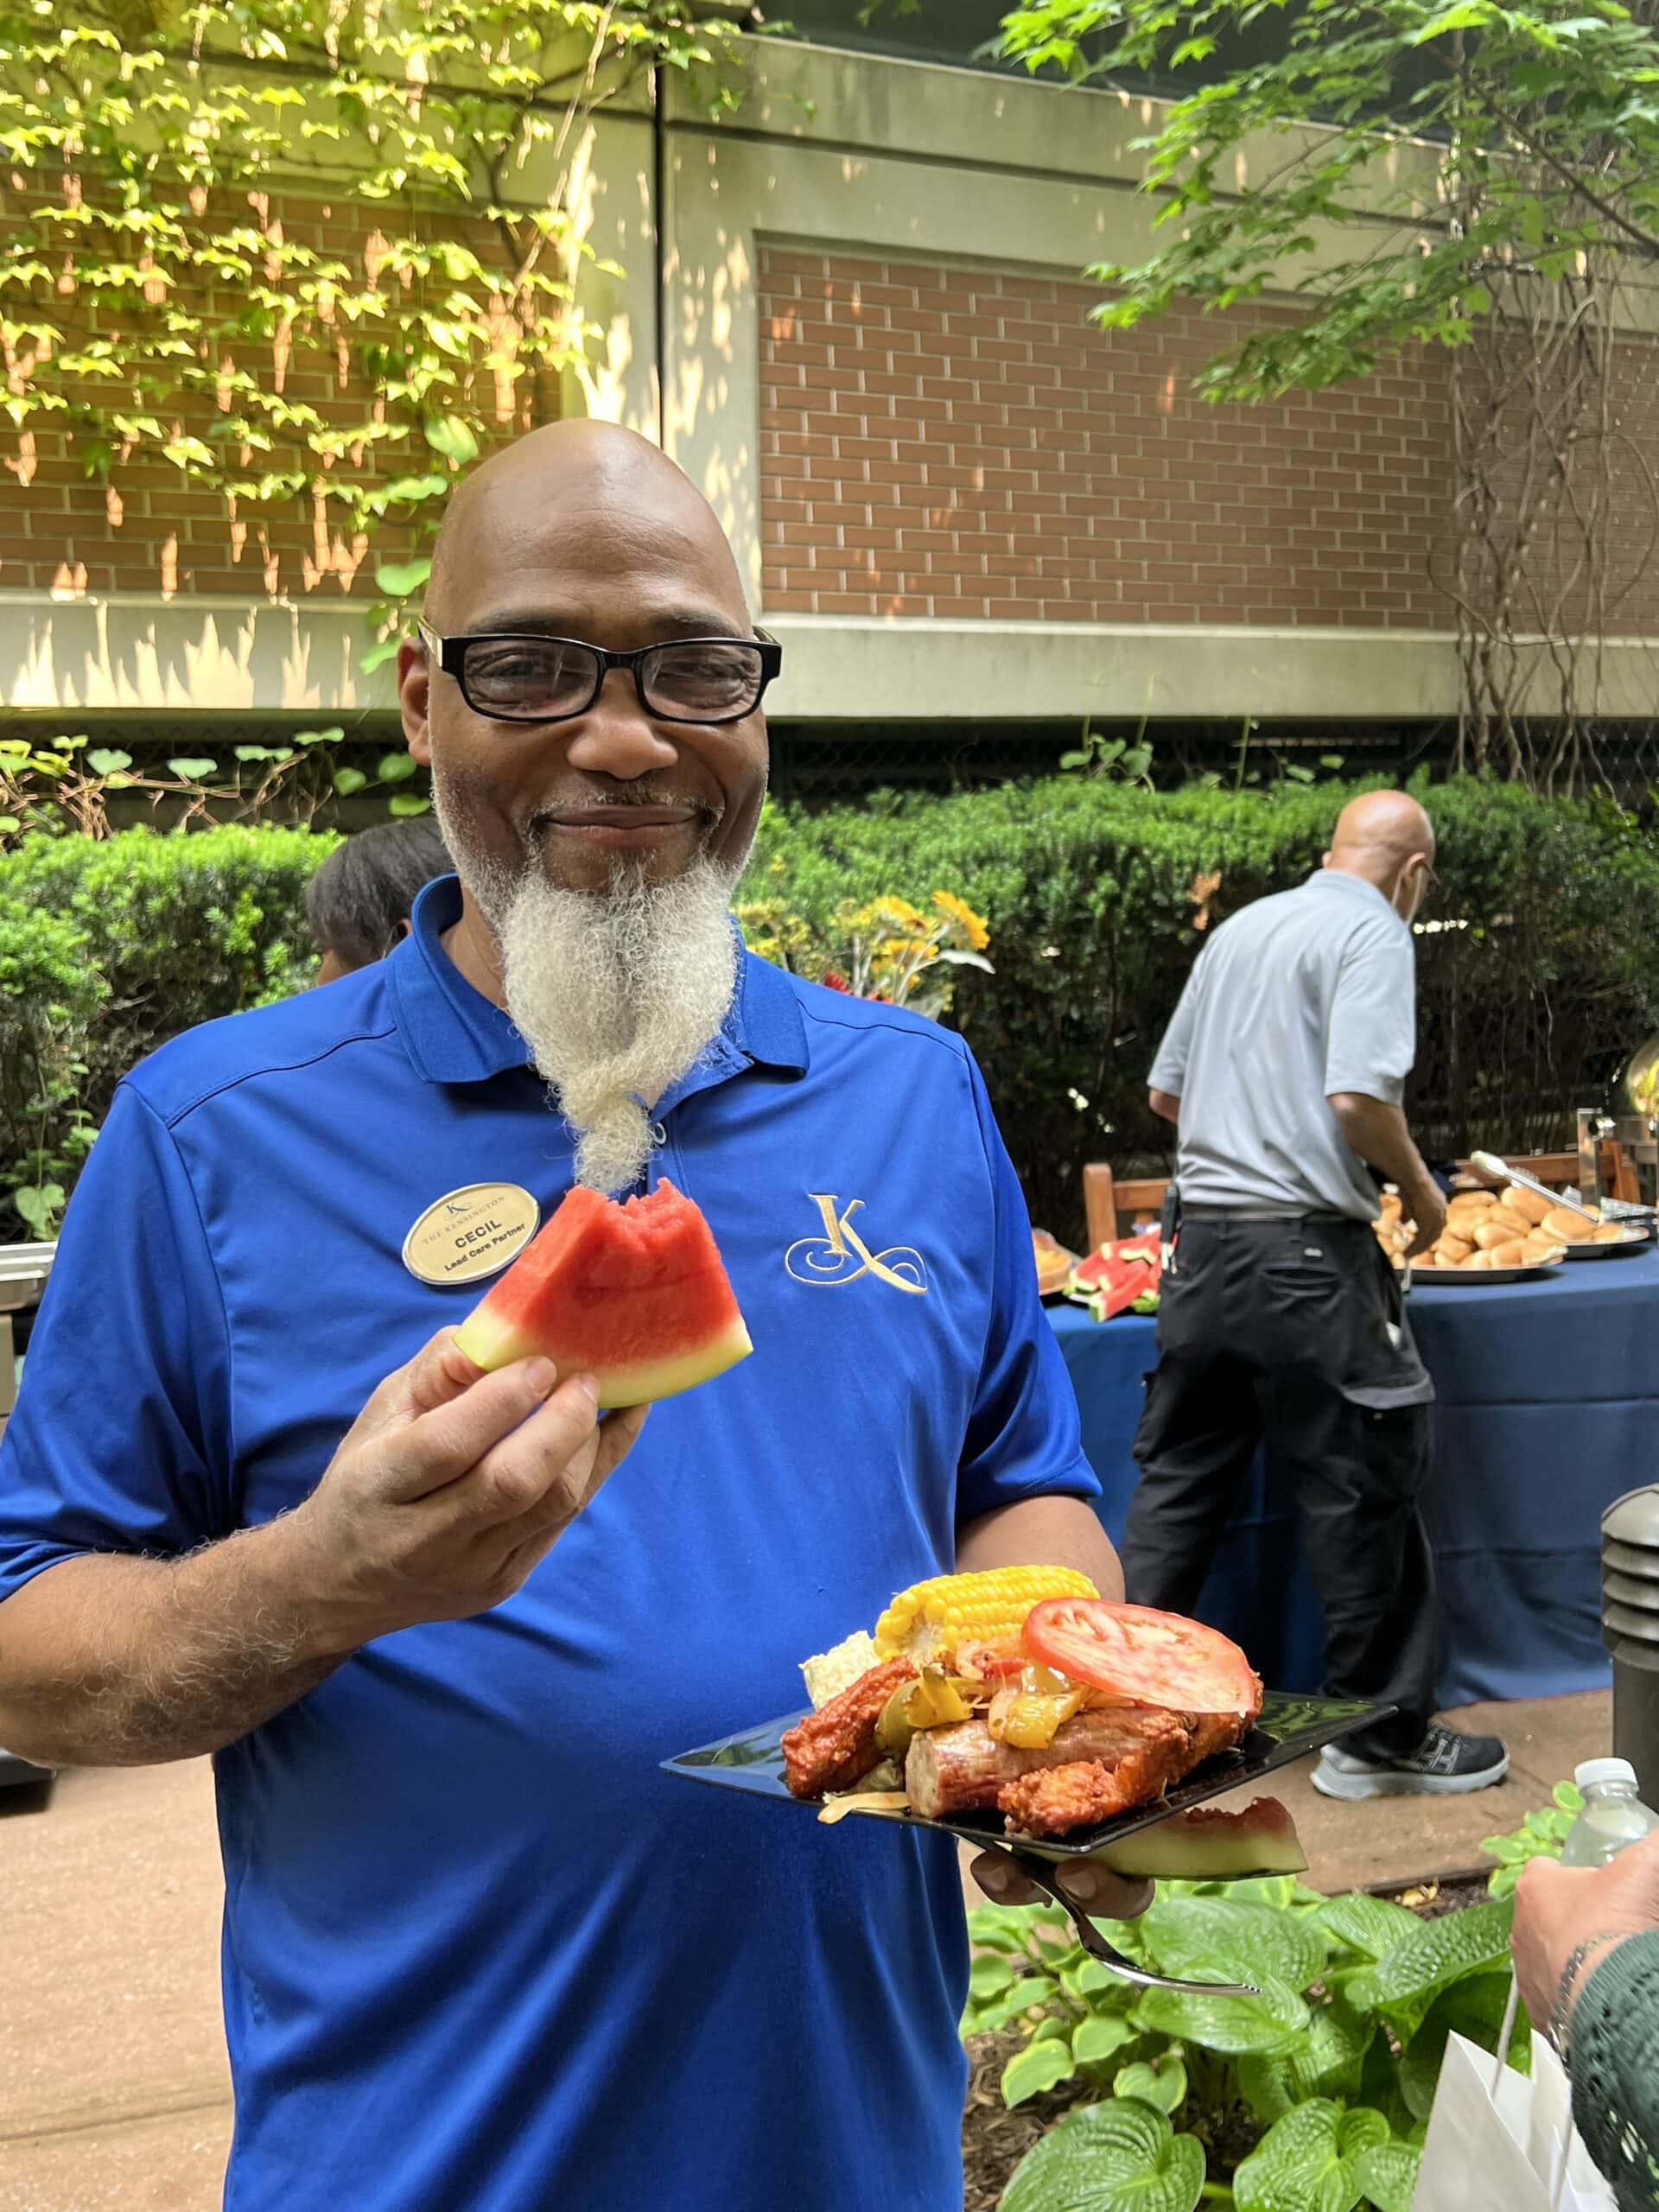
[785,1194,928,1294]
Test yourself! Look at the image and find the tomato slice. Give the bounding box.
[1021,1599,1260,1717]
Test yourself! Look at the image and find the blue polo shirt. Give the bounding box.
[0,877,1096,2212]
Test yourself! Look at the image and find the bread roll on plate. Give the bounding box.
[1488,1239,1529,1268]
[1505,1184,1553,1226]
[1542,1205,1594,1243]
[1523,1233,1567,1264]
[1473,1218,1523,1250]
[1447,1191,1496,1216]
[1436,1233,1474,1265]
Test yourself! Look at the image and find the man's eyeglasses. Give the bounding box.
[416,621,782,727]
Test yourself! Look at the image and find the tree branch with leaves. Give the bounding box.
[998,0,1659,786]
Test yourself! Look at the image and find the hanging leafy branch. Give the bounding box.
[0,0,753,635]
[998,0,1659,789]
[996,0,1659,403]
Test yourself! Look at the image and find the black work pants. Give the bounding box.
[1122,1215,1438,1758]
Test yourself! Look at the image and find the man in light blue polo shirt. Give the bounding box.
[0,422,1129,2212]
[1125,792,1508,1803]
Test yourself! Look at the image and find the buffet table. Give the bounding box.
[1050,1245,1659,1708]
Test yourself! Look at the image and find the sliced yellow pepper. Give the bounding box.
[998,1689,1083,1748]
[875,1685,917,1759]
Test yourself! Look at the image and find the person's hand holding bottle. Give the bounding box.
[1514,1761,1659,2041]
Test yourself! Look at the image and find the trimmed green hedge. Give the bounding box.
[0,825,332,1235]
[749,776,1659,1236]
[3,781,1656,1242]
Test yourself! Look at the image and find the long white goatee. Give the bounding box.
[499,859,740,1193]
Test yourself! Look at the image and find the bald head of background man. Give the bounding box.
[1324,790,1437,925]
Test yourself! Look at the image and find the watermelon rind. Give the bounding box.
[1090,1797,1307,1880]
[584,1314,753,1408]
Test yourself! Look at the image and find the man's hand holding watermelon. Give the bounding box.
[290,1330,649,1651]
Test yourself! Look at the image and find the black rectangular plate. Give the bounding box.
[664,1691,1387,1864]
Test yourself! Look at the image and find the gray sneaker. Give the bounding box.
[1312,1722,1510,1800]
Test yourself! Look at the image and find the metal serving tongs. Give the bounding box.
[971,1835,1260,1996]
[1467,1147,1603,1222]
[1478,1159,1654,1230]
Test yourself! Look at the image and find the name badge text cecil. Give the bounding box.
[403,1182,541,1287]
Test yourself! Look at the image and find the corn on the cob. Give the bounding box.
[873,1566,1098,1663]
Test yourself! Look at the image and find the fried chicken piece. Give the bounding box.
[999,1722,1199,1840]
[995,1693,1258,1839]
[781,1656,917,1799]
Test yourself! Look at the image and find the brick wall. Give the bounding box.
[0,184,554,602]
[757,247,1659,636]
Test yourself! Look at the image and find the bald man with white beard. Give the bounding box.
[1125,792,1510,1802]
[0,423,1135,2212]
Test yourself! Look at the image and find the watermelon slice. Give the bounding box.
[1093,1798,1307,1881]
[1067,1230,1163,1320]
[454,1179,752,1408]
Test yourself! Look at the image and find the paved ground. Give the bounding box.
[1205,1690,1612,1892]
[1,1689,1612,2211]
[0,1760,230,2212]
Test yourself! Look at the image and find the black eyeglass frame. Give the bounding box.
[416,619,782,726]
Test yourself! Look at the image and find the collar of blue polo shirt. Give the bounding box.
[777,1569,1299,1877]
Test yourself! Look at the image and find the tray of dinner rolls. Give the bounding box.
[1375,1180,1650,1280]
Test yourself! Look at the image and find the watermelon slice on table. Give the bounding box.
[455,1179,752,1408]
[1067,1230,1162,1319]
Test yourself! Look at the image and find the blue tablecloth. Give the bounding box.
[1050,1247,1659,1709]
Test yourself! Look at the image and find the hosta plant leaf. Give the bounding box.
[1001,2097,1206,2212]
[1233,2099,1390,2212]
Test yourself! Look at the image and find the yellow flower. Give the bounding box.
[931,889,990,951]
[861,895,930,936]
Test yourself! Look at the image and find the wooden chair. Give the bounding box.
[1599,1141,1641,1205]
[1083,1164,1169,1252]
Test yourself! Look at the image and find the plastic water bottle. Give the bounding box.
[1560,1757,1659,1868]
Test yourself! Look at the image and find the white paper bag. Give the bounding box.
[1416,2031,1617,2212]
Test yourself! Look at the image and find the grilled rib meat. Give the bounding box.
[906,1707,1193,1821]
[782,1651,1260,1835]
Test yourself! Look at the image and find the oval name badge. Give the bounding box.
[403,1182,541,1287]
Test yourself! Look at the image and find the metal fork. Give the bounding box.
[973,1835,1260,1996]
